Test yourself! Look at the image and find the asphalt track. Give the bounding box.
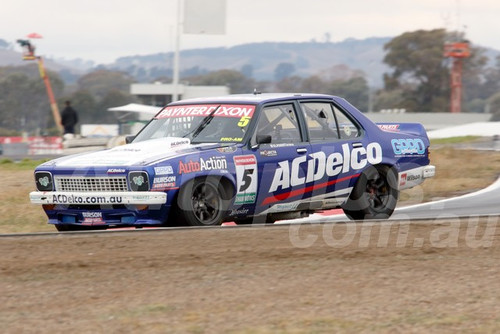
[286,176,500,224]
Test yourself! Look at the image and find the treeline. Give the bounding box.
[1,29,500,135]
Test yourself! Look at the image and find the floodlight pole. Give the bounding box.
[172,0,182,102]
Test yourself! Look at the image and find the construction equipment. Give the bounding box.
[16,34,63,133]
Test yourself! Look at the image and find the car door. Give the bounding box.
[298,100,364,210]
[249,102,312,215]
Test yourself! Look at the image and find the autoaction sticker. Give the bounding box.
[233,155,258,204]
[156,104,256,119]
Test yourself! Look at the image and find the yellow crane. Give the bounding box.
[17,33,63,133]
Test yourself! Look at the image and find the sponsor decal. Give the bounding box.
[151,176,177,190]
[229,208,250,216]
[107,168,126,174]
[82,211,104,224]
[220,137,243,142]
[378,124,400,132]
[154,166,174,175]
[178,157,228,174]
[234,155,258,204]
[407,174,421,182]
[53,194,123,204]
[156,104,255,119]
[269,143,294,148]
[170,139,190,147]
[400,172,421,187]
[400,173,407,187]
[260,149,278,157]
[271,202,300,212]
[269,142,383,193]
[391,138,426,156]
[132,195,150,201]
[114,147,142,152]
[216,146,237,153]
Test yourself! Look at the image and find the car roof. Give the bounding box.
[168,93,339,106]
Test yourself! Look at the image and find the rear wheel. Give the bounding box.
[176,177,230,226]
[342,165,399,220]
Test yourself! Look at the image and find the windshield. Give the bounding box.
[133,104,256,144]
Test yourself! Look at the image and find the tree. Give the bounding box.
[0,66,64,134]
[275,76,305,92]
[383,29,450,112]
[274,63,296,81]
[97,90,137,123]
[488,92,500,121]
[65,90,97,125]
[77,70,135,101]
[186,70,255,94]
[327,77,369,111]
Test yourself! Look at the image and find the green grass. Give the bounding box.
[430,136,481,145]
[0,158,48,170]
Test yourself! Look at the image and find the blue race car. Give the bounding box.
[30,93,435,230]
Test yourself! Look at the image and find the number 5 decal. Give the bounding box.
[237,116,251,127]
[233,155,257,204]
[239,168,254,192]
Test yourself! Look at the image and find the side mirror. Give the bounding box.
[251,134,272,149]
[256,134,272,145]
[125,135,135,144]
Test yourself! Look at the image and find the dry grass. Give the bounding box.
[0,147,499,233]
[400,147,500,205]
[0,169,51,233]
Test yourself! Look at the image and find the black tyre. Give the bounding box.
[342,165,399,220]
[176,177,230,226]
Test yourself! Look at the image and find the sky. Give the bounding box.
[1,0,499,64]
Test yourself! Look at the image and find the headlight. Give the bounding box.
[128,171,150,191]
[35,172,53,191]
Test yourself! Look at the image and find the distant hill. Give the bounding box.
[2,36,500,88]
[109,37,393,87]
[0,41,89,83]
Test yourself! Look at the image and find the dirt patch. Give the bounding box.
[1,219,499,333]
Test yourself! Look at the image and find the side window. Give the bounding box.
[301,102,339,141]
[335,108,360,139]
[301,102,360,141]
[255,104,302,144]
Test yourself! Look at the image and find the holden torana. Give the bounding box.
[30,93,435,230]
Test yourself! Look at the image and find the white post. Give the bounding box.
[172,0,182,102]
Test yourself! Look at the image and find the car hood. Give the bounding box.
[53,137,218,167]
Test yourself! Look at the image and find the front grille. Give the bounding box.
[54,176,128,192]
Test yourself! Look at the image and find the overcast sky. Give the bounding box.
[1,0,498,64]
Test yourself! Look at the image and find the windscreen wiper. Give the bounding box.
[183,105,220,140]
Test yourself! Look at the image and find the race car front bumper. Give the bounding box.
[29,191,167,205]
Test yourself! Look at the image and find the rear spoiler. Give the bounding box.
[376,122,428,138]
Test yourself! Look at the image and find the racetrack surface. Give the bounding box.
[2,217,499,333]
[281,176,500,224]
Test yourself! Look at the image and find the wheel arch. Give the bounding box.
[348,162,399,194]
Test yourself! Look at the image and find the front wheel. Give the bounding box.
[176,177,230,226]
[342,165,399,220]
